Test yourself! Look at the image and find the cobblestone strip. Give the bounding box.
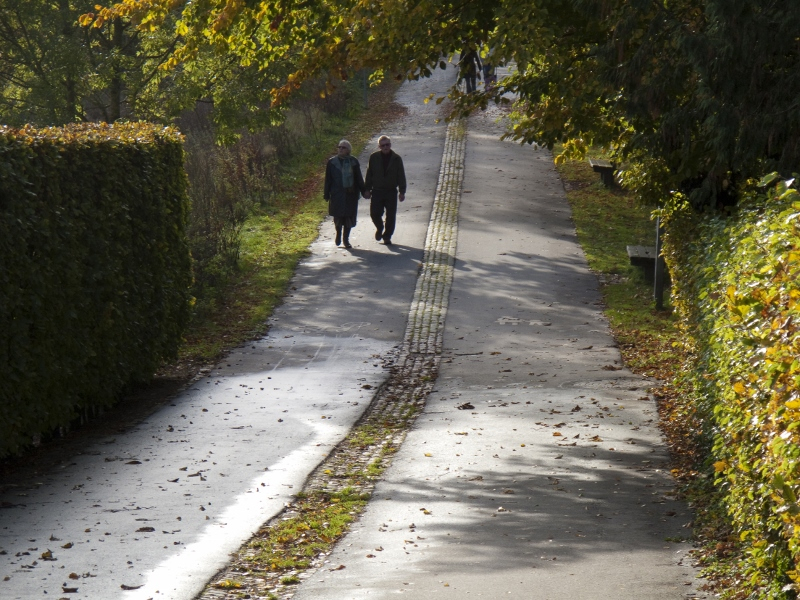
[197,118,467,600]
[405,118,466,356]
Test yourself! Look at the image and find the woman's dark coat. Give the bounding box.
[324,155,366,225]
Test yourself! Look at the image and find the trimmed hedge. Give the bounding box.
[663,177,800,597]
[0,123,192,457]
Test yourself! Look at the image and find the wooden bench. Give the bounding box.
[589,158,615,187]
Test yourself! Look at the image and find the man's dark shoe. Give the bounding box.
[344,240,352,249]
[335,230,342,246]
[383,234,392,245]
[375,227,383,241]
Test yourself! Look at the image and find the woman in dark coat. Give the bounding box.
[323,139,366,248]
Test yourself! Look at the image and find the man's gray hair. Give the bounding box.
[338,139,352,152]
[378,135,391,145]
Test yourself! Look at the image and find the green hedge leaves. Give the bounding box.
[663,177,800,596]
[0,123,192,457]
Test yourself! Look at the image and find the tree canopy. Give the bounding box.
[75,0,800,208]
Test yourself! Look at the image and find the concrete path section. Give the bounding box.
[0,69,455,600]
[291,109,708,599]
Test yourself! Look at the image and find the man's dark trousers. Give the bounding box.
[370,189,398,238]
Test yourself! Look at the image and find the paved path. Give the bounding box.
[0,66,707,600]
[291,92,708,598]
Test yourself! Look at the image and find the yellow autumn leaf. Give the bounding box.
[733,381,746,395]
[424,452,432,457]
[714,460,728,472]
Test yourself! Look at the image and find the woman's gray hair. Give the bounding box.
[338,139,352,152]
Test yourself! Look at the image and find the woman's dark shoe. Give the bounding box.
[335,229,342,246]
[344,240,352,248]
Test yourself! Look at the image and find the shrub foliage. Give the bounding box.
[663,177,800,597]
[0,122,192,457]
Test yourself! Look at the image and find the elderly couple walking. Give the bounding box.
[323,135,406,248]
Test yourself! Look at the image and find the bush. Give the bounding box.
[663,176,800,598]
[183,128,278,294]
[0,122,192,457]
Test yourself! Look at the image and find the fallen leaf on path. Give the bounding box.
[121,584,143,590]
[456,403,475,410]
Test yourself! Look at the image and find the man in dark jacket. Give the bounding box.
[364,135,407,245]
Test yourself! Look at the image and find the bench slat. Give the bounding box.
[627,245,657,268]
[589,158,614,169]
